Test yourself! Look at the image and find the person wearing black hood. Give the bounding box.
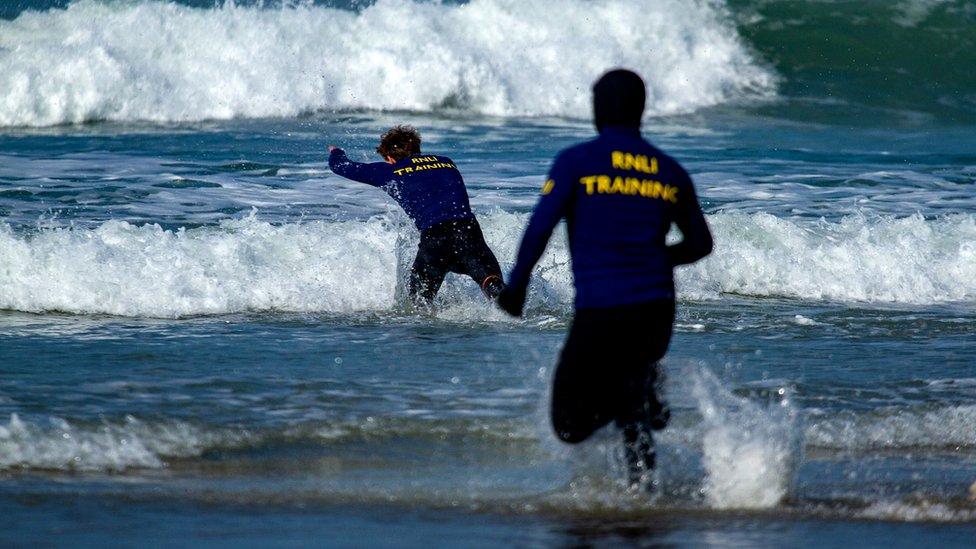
[496,69,713,489]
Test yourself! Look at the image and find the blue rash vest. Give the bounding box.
[328,149,475,231]
[507,127,713,309]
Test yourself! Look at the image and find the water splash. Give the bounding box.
[689,366,799,509]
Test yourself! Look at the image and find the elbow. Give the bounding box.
[684,232,713,265]
[699,232,714,259]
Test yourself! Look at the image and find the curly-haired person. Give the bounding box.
[328,126,504,308]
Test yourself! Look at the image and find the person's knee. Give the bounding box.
[551,403,606,444]
[551,419,592,444]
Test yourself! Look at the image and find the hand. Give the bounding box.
[328,145,338,152]
[496,286,526,317]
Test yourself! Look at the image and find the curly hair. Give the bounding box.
[376,125,422,162]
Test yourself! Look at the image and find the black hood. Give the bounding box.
[592,69,646,132]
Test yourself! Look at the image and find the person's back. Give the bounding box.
[329,149,473,231]
[385,154,472,230]
[510,128,703,308]
[498,69,712,490]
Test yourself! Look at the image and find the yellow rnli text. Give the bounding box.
[578,175,679,203]
[393,159,456,176]
[611,151,658,174]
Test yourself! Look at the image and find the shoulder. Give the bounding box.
[638,140,692,184]
[552,138,603,169]
[558,137,601,158]
[642,141,679,167]
[365,161,395,171]
[434,155,458,166]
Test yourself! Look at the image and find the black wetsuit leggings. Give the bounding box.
[551,299,675,483]
[408,218,504,305]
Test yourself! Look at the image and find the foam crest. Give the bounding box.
[858,501,976,523]
[806,404,976,452]
[0,414,244,471]
[690,367,798,509]
[2,211,974,318]
[893,0,954,27]
[685,212,976,304]
[0,210,563,318]
[0,0,775,127]
[0,214,401,317]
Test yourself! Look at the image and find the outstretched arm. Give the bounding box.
[328,146,393,187]
[498,153,575,316]
[667,167,713,266]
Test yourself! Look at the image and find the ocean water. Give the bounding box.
[2,0,976,546]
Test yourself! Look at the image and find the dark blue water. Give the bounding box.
[2,0,976,546]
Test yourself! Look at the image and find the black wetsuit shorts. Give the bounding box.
[551,299,675,444]
[409,217,504,304]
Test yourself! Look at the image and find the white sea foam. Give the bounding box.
[685,212,976,304]
[893,0,953,26]
[0,0,776,127]
[1,211,974,317]
[0,413,244,471]
[0,213,401,317]
[0,209,563,318]
[690,366,798,509]
[806,404,976,452]
[858,501,976,522]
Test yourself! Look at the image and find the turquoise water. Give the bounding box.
[2,1,976,546]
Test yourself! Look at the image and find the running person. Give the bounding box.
[497,70,713,488]
[328,126,505,307]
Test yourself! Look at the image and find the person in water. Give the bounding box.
[497,69,714,488]
[328,125,505,307]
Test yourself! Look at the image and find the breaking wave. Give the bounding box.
[0,0,776,127]
[0,413,248,471]
[806,404,976,453]
[3,393,974,519]
[685,212,976,304]
[1,211,974,317]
